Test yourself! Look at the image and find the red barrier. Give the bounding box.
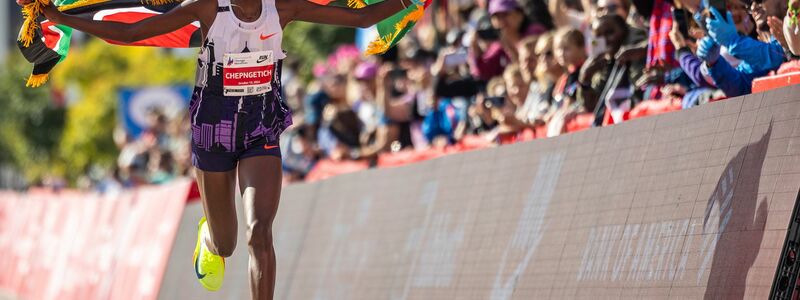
[305,159,370,181]
[378,148,448,168]
[628,99,682,120]
[534,125,547,138]
[752,72,800,93]
[777,60,800,75]
[0,180,192,300]
[565,113,594,133]
[454,135,492,151]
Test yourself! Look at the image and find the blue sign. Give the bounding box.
[118,86,192,138]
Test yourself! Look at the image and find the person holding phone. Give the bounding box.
[468,0,547,81]
[670,15,716,89]
[698,0,785,96]
[668,12,729,108]
[482,75,530,144]
[705,0,783,68]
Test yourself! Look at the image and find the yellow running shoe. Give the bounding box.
[193,216,225,291]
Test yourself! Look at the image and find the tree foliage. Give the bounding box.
[283,22,355,81]
[0,53,66,183]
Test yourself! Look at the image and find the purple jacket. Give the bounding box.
[677,47,713,88]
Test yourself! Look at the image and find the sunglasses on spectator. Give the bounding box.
[536,51,554,57]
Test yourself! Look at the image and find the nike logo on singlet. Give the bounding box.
[264,144,279,150]
[259,33,277,40]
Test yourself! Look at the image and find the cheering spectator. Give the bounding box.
[304,74,348,143]
[516,35,553,125]
[706,3,785,71]
[469,0,547,80]
[547,28,588,136]
[669,20,725,108]
[594,0,632,19]
[532,34,566,123]
[352,61,383,142]
[552,28,588,109]
[317,77,363,160]
[699,2,785,97]
[579,14,647,125]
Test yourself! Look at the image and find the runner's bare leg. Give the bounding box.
[237,155,282,300]
[195,169,238,257]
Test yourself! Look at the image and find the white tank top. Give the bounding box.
[195,0,286,88]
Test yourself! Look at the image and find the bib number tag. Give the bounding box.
[222,51,274,96]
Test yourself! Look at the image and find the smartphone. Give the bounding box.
[672,7,693,41]
[484,96,506,109]
[388,68,408,79]
[443,52,468,67]
[476,28,500,41]
[706,0,727,20]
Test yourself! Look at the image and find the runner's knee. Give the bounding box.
[213,234,237,257]
[247,219,273,252]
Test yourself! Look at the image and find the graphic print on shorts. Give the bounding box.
[190,87,291,153]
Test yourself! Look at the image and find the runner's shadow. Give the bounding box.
[703,122,772,300]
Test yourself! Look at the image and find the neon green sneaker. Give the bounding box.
[193,216,225,291]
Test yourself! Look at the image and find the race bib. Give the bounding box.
[222,51,274,96]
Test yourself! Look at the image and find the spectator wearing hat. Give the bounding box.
[469,0,548,81]
[352,61,382,135]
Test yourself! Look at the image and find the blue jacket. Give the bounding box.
[724,36,785,74]
[422,99,460,144]
[704,57,760,97]
[704,39,784,97]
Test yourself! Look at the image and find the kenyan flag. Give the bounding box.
[360,0,429,55]
[311,0,430,55]
[17,0,200,87]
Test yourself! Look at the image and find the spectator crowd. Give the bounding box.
[80,0,800,189]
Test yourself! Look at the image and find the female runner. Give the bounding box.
[21,0,419,297]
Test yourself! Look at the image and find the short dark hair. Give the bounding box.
[596,14,629,40]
